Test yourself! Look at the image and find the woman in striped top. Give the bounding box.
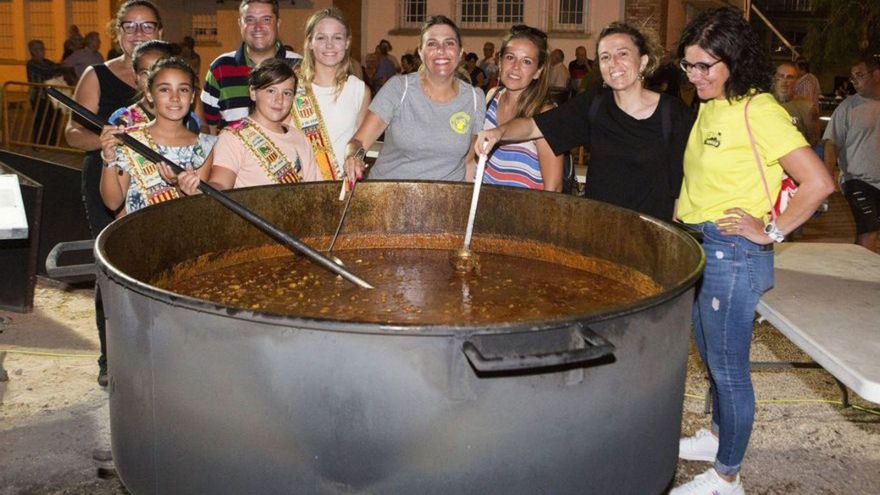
[482,25,563,191]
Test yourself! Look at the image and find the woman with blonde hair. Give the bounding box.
[483,24,563,191]
[292,7,370,181]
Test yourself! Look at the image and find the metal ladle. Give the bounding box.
[451,152,489,273]
[46,88,374,289]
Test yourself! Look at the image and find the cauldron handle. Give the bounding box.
[45,239,95,282]
[462,323,615,372]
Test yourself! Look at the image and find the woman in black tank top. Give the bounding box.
[63,0,163,386]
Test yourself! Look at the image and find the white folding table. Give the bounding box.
[756,242,880,405]
[0,174,29,240]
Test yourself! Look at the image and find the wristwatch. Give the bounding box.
[763,221,785,243]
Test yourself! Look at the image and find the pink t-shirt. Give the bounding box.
[213,120,321,188]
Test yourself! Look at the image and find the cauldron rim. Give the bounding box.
[94,182,706,337]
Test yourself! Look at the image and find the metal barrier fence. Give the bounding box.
[1,81,82,153]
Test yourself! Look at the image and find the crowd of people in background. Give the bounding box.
[27,10,864,122]
[26,23,205,89]
[16,2,879,493]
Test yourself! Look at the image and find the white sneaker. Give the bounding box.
[670,468,745,495]
[679,428,719,462]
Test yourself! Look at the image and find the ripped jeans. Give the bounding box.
[687,222,774,476]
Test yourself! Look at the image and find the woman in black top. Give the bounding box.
[475,22,693,220]
[63,0,163,386]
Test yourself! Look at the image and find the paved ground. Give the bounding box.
[677,319,880,494]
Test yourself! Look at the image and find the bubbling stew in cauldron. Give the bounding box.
[153,233,661,325]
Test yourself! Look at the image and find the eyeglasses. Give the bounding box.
[679,58,723,76]
[119,21,159,35]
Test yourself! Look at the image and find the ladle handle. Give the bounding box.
[463,154,488,250]
[46,88,374,290]
[328,179,357,254]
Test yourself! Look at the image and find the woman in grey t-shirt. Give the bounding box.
[343,15,485,183]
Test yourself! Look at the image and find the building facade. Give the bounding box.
[2,0,707,85]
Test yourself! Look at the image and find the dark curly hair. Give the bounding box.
[676,6,772,100]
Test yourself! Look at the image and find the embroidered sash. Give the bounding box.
[121,125,181,206]
[123,103,154,126]
[228,118,301,184]
[290,79,339,180]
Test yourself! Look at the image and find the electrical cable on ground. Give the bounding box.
[685,393,880,416]
[0,348,100,359]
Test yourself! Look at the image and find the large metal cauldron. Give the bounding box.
[96,182,704,494]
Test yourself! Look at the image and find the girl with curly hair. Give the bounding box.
[672,7,834,495]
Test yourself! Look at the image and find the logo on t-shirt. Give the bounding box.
[703,131,721,148]
[449,111,471,135]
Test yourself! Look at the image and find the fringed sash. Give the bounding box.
[291,79,339,180]
[120,125,180,206]
[227,118,301,184]
[123,103,154,126]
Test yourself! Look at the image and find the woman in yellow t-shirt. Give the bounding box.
[671,7,834,495]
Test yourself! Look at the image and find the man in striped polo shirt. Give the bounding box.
[201,0,302,134]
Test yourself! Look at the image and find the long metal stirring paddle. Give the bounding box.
[47,87,374,289]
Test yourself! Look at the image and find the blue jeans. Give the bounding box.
[688,222,774,476]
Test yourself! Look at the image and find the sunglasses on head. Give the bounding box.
[510,25,547,40]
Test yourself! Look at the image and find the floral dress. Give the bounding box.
[111,127,216,213]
